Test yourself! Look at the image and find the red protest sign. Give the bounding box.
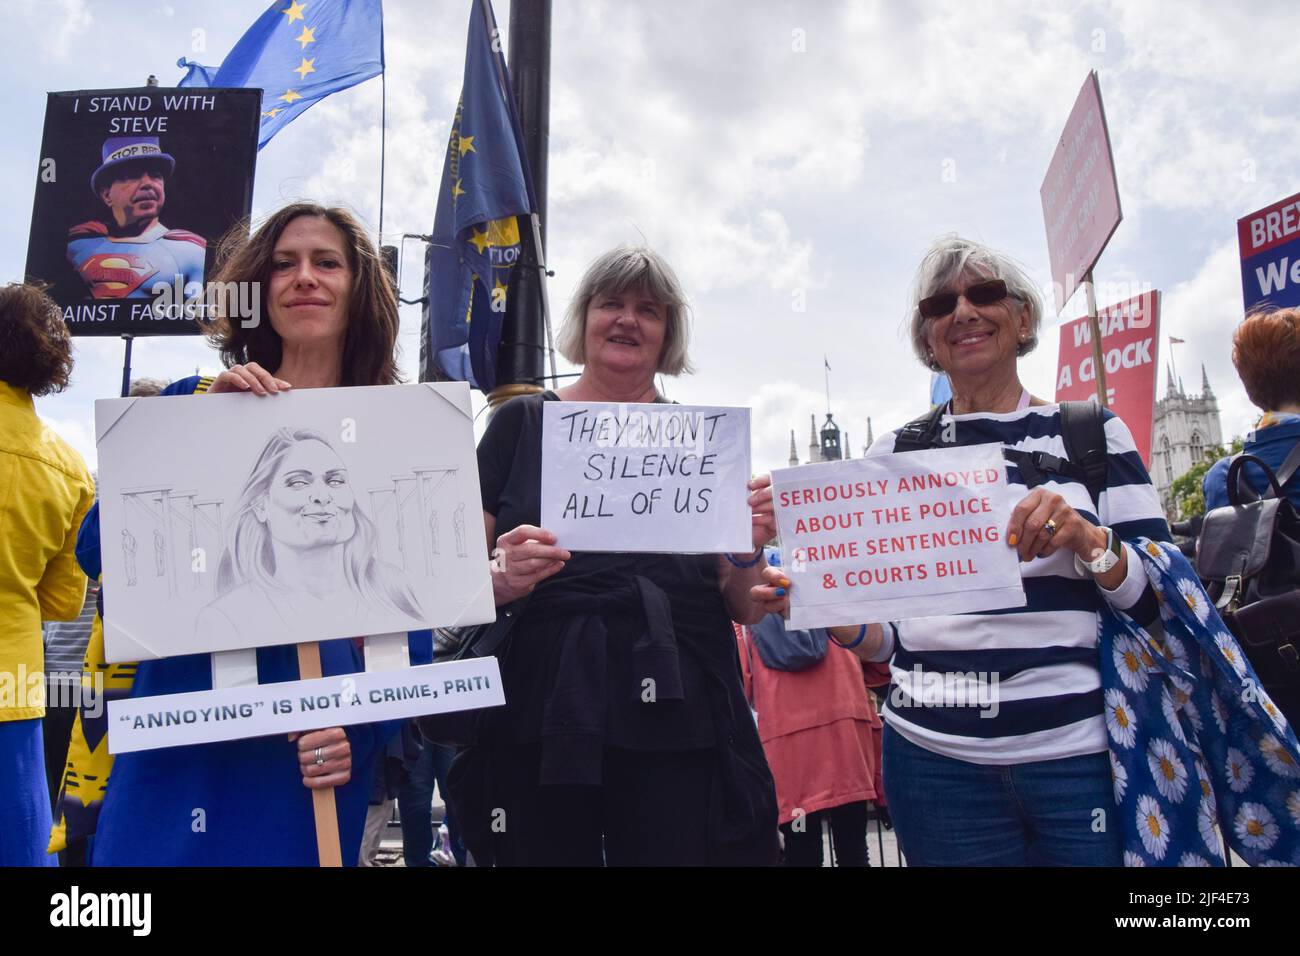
[1054,291,1160,464]
[1040,72,1123,313]
[771,445,1026,628]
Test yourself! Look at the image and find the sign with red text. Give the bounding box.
[540,401,752,553]
[1040,72,1123,313]
[771,445,1025,628]
[1237,190,1300,312]
[1055,291,1160,465]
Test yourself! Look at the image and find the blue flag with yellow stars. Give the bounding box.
[177,0,383,149]
[422,0,534,392]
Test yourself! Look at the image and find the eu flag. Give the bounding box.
[422,0,534,392]
[177,0,384,149]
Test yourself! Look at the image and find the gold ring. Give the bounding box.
[1043,519,1058,538]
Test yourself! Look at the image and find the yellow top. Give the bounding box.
[0,380,95,720]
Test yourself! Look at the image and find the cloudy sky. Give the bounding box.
[6,0,1296,475]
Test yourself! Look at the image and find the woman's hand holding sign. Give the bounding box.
[209,361,293,396]
[1005,487,1126,589]
[290,727,352,789]
[490,523,571,605]
[748,564,791,617]
[745,475,778,554]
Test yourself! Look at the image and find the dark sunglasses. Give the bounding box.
[918,278,1012,319]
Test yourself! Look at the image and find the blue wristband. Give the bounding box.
[725,546,764,569]
[830,624,867,649]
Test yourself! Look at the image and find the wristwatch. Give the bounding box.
[1075,526,1122,576]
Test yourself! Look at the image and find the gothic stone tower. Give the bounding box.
[1151,364,1223,517]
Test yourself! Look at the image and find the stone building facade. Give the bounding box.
[1151,365,1223,517]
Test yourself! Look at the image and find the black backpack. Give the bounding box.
[1196,444,1300,722]
[891,401,1109,507]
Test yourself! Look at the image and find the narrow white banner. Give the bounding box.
[107,657,504,753]
[772,443,1026,628]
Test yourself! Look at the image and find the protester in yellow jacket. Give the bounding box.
[0,283,95,866]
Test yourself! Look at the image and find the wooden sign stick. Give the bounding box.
[296,641,343,868]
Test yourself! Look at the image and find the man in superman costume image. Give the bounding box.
[65,136,206,300]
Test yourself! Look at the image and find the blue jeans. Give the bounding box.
[882,726,1121,866]
[398,742,462,867]
[0,718,57,867]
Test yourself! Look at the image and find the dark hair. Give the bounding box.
[1233,307,1300,411]
[204,202,402,387]
[0,283,73,396]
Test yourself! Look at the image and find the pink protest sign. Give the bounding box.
[1040,72,1123,313]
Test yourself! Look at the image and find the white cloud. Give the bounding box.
[13,0,92,59]
[1161,239,1257,441]
[7,0,1296,494]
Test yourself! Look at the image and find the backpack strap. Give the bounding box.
[1058,401,1110,507]
[891,400,1110,509]
[892,403,948,453]
[998,402,1108,508]
[1273,441,1300,493]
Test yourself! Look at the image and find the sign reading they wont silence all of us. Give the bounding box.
[771,444,1026,629]
[541,401,753,554]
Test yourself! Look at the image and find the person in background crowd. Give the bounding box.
[843,235,1171,866]
[44,378,167,852]
[1204,307,1300,510]
[734,558,890,866]
[41,583,95,847]
[399,722,463,867]
[60,203,431,866]
[0,283,95,866]
[449,246,787,866]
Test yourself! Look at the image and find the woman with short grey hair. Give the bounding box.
[555,246,695,377]
[448,245,786,866]
[835,234,1171,865]
[905,234,1043,370]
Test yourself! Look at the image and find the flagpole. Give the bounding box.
[529,213,559,383]
[377,51,387,242]
[498,0,554,399]
[824,357,831,415]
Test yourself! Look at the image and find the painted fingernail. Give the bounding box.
[775,587,786,597]
[1008,534,1018,547]
[779,578,790,588]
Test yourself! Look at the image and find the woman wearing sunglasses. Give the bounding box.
[843,234,1170,865]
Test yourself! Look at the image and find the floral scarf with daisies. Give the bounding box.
[1101,538,1300,866]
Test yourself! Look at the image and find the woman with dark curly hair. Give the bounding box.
[0,283,95,866]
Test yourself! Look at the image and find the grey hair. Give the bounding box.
[556,246,695,376]
[905,234,1042,371]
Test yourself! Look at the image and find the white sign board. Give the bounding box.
[95,382,496,662]
[772,444,1026,628]
[107,657,503,753]
[540,401,752,553]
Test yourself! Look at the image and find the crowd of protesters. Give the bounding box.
[3,205,1299,867]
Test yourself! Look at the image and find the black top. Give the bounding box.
[476,391,762,788]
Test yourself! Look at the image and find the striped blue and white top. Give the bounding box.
[864,404,1170,765]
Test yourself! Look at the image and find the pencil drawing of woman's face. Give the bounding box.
[254,439,356,550]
